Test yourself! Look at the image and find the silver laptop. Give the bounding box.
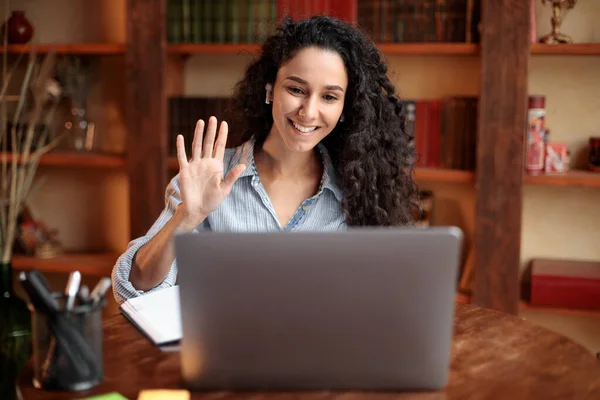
[174,227,463,391]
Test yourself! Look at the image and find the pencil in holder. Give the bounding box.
[29,293,105,391]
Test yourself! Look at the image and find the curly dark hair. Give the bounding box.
[229,15,418,227]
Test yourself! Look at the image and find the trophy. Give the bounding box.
[539,0,578,44]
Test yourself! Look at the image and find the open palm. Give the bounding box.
[176,116,246,225]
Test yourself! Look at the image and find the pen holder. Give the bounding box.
[29,293,105,391]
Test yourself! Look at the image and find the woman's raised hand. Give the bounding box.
[176,116,246,228]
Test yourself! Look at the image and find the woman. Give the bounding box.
[112,15,418,304]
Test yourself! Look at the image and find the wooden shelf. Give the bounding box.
[414,167,475,184]
[12,252,118,276]
[377,43,478,55]
[168,157,474,184]
[524,170,600,188]
[0,43,125,55]
[1,152,126,168]
[531,43,600,55]
[168,43,479,56]
[519,301,600,318]
[169,43,600,56]
[168,43,261,55]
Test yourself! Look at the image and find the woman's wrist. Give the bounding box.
[174,204,206,232]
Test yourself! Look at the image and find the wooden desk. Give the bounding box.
[18,303,600,399]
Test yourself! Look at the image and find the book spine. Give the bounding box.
[190,0,202,43]
[167,0,182,43]
[531,275,600,311]
[202,0,213,43]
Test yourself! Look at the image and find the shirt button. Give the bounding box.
[302,205,309,211]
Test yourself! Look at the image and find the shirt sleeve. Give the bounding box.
[111,174,204,304]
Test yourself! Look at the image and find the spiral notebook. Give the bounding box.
[119,285,182,345]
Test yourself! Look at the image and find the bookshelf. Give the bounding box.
[525,171,600,189]
[167,157,474,184]
[168,43,479,56]
[1,152,126,168]
[0,43,125,55]
[377,43,478,55]
[12,253,118,277]
[414,168,475,184]
[168,43,262,55]
[123,0,523,314]
[530,43,600,56]
[13,0,596,316]
[156,42,600,57]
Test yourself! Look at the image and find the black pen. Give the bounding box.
[42,271,82,383]
[20,271,97,384]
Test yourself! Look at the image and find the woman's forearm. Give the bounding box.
[129,206,205,291]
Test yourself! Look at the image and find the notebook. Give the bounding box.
[119,285,182,345]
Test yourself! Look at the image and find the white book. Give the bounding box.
[119,285,182,345]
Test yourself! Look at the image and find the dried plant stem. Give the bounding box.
[0,47,59,263]
[15,51,57,223]
[2,54,37,262]
[0,53,26,214]
[21,131,68,209]
[20,100,63,206]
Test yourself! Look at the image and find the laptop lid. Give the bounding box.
[174,226,463,391]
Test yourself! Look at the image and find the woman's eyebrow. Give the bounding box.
[285,76,345,92]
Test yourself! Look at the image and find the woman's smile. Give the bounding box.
[288,118,320,135]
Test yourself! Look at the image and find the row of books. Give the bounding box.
[358,0,481,43]
[168,96,477,172]
[166,0,354,44]
[405,97,478,171]
[167,0,277,44]
[166,0,478,44]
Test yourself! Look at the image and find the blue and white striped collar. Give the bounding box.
[236,136,343,202]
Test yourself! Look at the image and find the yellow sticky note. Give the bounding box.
[137,390,190,400]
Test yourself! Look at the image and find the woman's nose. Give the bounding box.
[299,98,318,121]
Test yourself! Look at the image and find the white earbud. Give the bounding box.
[265,83,273,104]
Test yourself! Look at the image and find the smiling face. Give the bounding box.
[268,46,348,154]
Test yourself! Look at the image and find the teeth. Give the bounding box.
[292,120,318,133]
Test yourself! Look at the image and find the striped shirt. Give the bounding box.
[111,137,346,304]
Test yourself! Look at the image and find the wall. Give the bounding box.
[521,1,600,270]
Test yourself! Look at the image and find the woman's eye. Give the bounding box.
[324,94,337,102]
[288,87,304,95]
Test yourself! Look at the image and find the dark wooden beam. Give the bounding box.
[473,0,530,314]
[126,0,167,239]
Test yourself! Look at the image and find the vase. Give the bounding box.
[0,262,32,400]
[67,106,96,152]
[3,11,34,44]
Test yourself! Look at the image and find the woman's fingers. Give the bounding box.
[202,116,218,158]
[223,163,247,193]
[191,119,205,160]
[213,121,228,160]
[176,134,188,168]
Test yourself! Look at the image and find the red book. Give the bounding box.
[329,0,357,24]
[277,0,356,23]
[530,259,600,311]
[415,101,430,167]
[426,101,441,168]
